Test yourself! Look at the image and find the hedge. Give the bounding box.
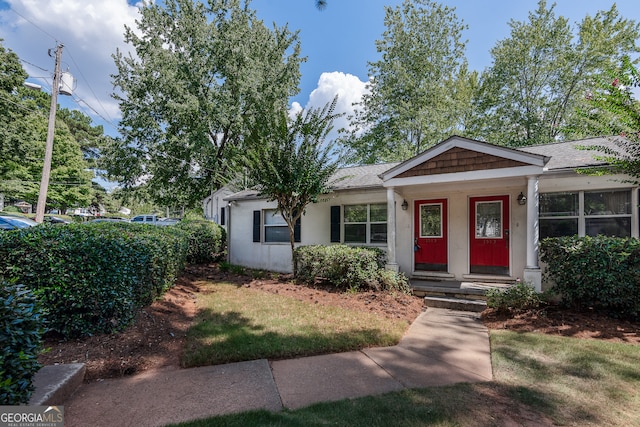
[176,220,226,264]
[0,222,188,337]
[540,235,640,319]
[294,245,410,293]
[0,281,46,404]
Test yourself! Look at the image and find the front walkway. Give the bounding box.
[61,308,493,427]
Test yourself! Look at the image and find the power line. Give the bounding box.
[7,5,60,44]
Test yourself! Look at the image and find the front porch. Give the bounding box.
[411,278,514,312]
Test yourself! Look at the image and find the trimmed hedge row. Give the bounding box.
[294,244,411,293]
[0,222,188,337]
[541,235,640,319]
[176,220,226,264]
[0,281,46,405]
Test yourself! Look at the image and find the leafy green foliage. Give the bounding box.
[177,220,226,264]
[244,97,344,274]
[0,281,46,405]
[345,0,471,162]
[541,235,640,319]
[486,282,542,313]
[475,1,640,145]
[0,223,188,337]
[294,245,410,293]
[0,39,102,211]
[108,0,303,208]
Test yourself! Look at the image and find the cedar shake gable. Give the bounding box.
[396,146,530,178]
[380,135,549,187]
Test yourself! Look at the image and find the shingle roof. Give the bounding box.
[517,137,624,171]
[330,162,400,190]
[225,137,627,201]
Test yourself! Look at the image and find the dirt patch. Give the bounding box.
[481,304,640,344]
[38,264,639,382]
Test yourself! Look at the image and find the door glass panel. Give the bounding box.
[476,201,502,238]
[420,204,442,237]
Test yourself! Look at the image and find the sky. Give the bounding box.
[1,0,640,140]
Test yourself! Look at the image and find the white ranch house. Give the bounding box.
[205,136,638,292]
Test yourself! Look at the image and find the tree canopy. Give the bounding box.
[243,97,344,274]
[0,40,96,212]
[342,0,472,163]
[106,0,304,209]
[473,0,640,146]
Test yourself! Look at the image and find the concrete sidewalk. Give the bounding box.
[60,308,493,427]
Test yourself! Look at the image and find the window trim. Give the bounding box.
[539,189,632,238]
[342,203,388,245]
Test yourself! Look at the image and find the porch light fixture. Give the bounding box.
[517,192,527,205]
[401,200,409,210]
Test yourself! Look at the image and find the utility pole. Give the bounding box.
[35,44,63,223]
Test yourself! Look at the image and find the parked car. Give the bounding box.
[90,218,130,223]
[43,215,70,224]
[130,215,179,225]
[0,214,39,230]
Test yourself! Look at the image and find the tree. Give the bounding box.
[107,0,303,209]
[475,1,640,146]
[570,57,640,181]
[0,40,94,211]
[244,97,344,275]
[343,0,470,163]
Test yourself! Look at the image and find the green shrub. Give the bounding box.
[0,222,188,337]
[0,281,46,405]
[486,282,541,313]
[294,245,409,293]
[541,235,640,319]
[176,220,226,264]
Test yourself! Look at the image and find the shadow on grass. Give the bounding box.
[181,308,399,368]
[168,382,582,427]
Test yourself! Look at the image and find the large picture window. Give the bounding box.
[344,203,387,244]
[540,190,631,239]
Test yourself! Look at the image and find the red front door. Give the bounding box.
[469,195,510,275]
[414,199,448,271]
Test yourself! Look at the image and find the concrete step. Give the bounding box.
[424,296,487,312]
[29,363,85,405]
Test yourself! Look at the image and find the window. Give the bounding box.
[264,209,289,243]
[343,203,387,244]
[540,190,631,239]
[540,192,578,238]
[253,209,300,243]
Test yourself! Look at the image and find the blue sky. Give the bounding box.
[1,0,640,138]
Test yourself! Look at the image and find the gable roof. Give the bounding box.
[224,136,625,202]
[517,136,624,171]
[380,135,549,187]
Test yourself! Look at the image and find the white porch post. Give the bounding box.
[386,187,399,272]
[524,175,542,291]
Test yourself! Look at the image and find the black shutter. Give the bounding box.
[294,215,301,242]
[330,205,340,242]
[220,206,226,226]
[253,210,261,242]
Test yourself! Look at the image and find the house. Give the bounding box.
[223,136,639,292]
[203,186,233,228]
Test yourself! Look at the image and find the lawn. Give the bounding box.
[174,331,640,426]
[181,281,410,367]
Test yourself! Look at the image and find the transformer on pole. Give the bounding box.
[35,44,73,223]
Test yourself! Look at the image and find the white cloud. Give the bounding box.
[0,0,141,131]
[302,71,369,141]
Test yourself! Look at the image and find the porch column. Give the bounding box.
[524,175,542,291]
[386,187,399,272]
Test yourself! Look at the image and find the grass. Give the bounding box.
[181,281,409,368]
[175,324,640,426]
